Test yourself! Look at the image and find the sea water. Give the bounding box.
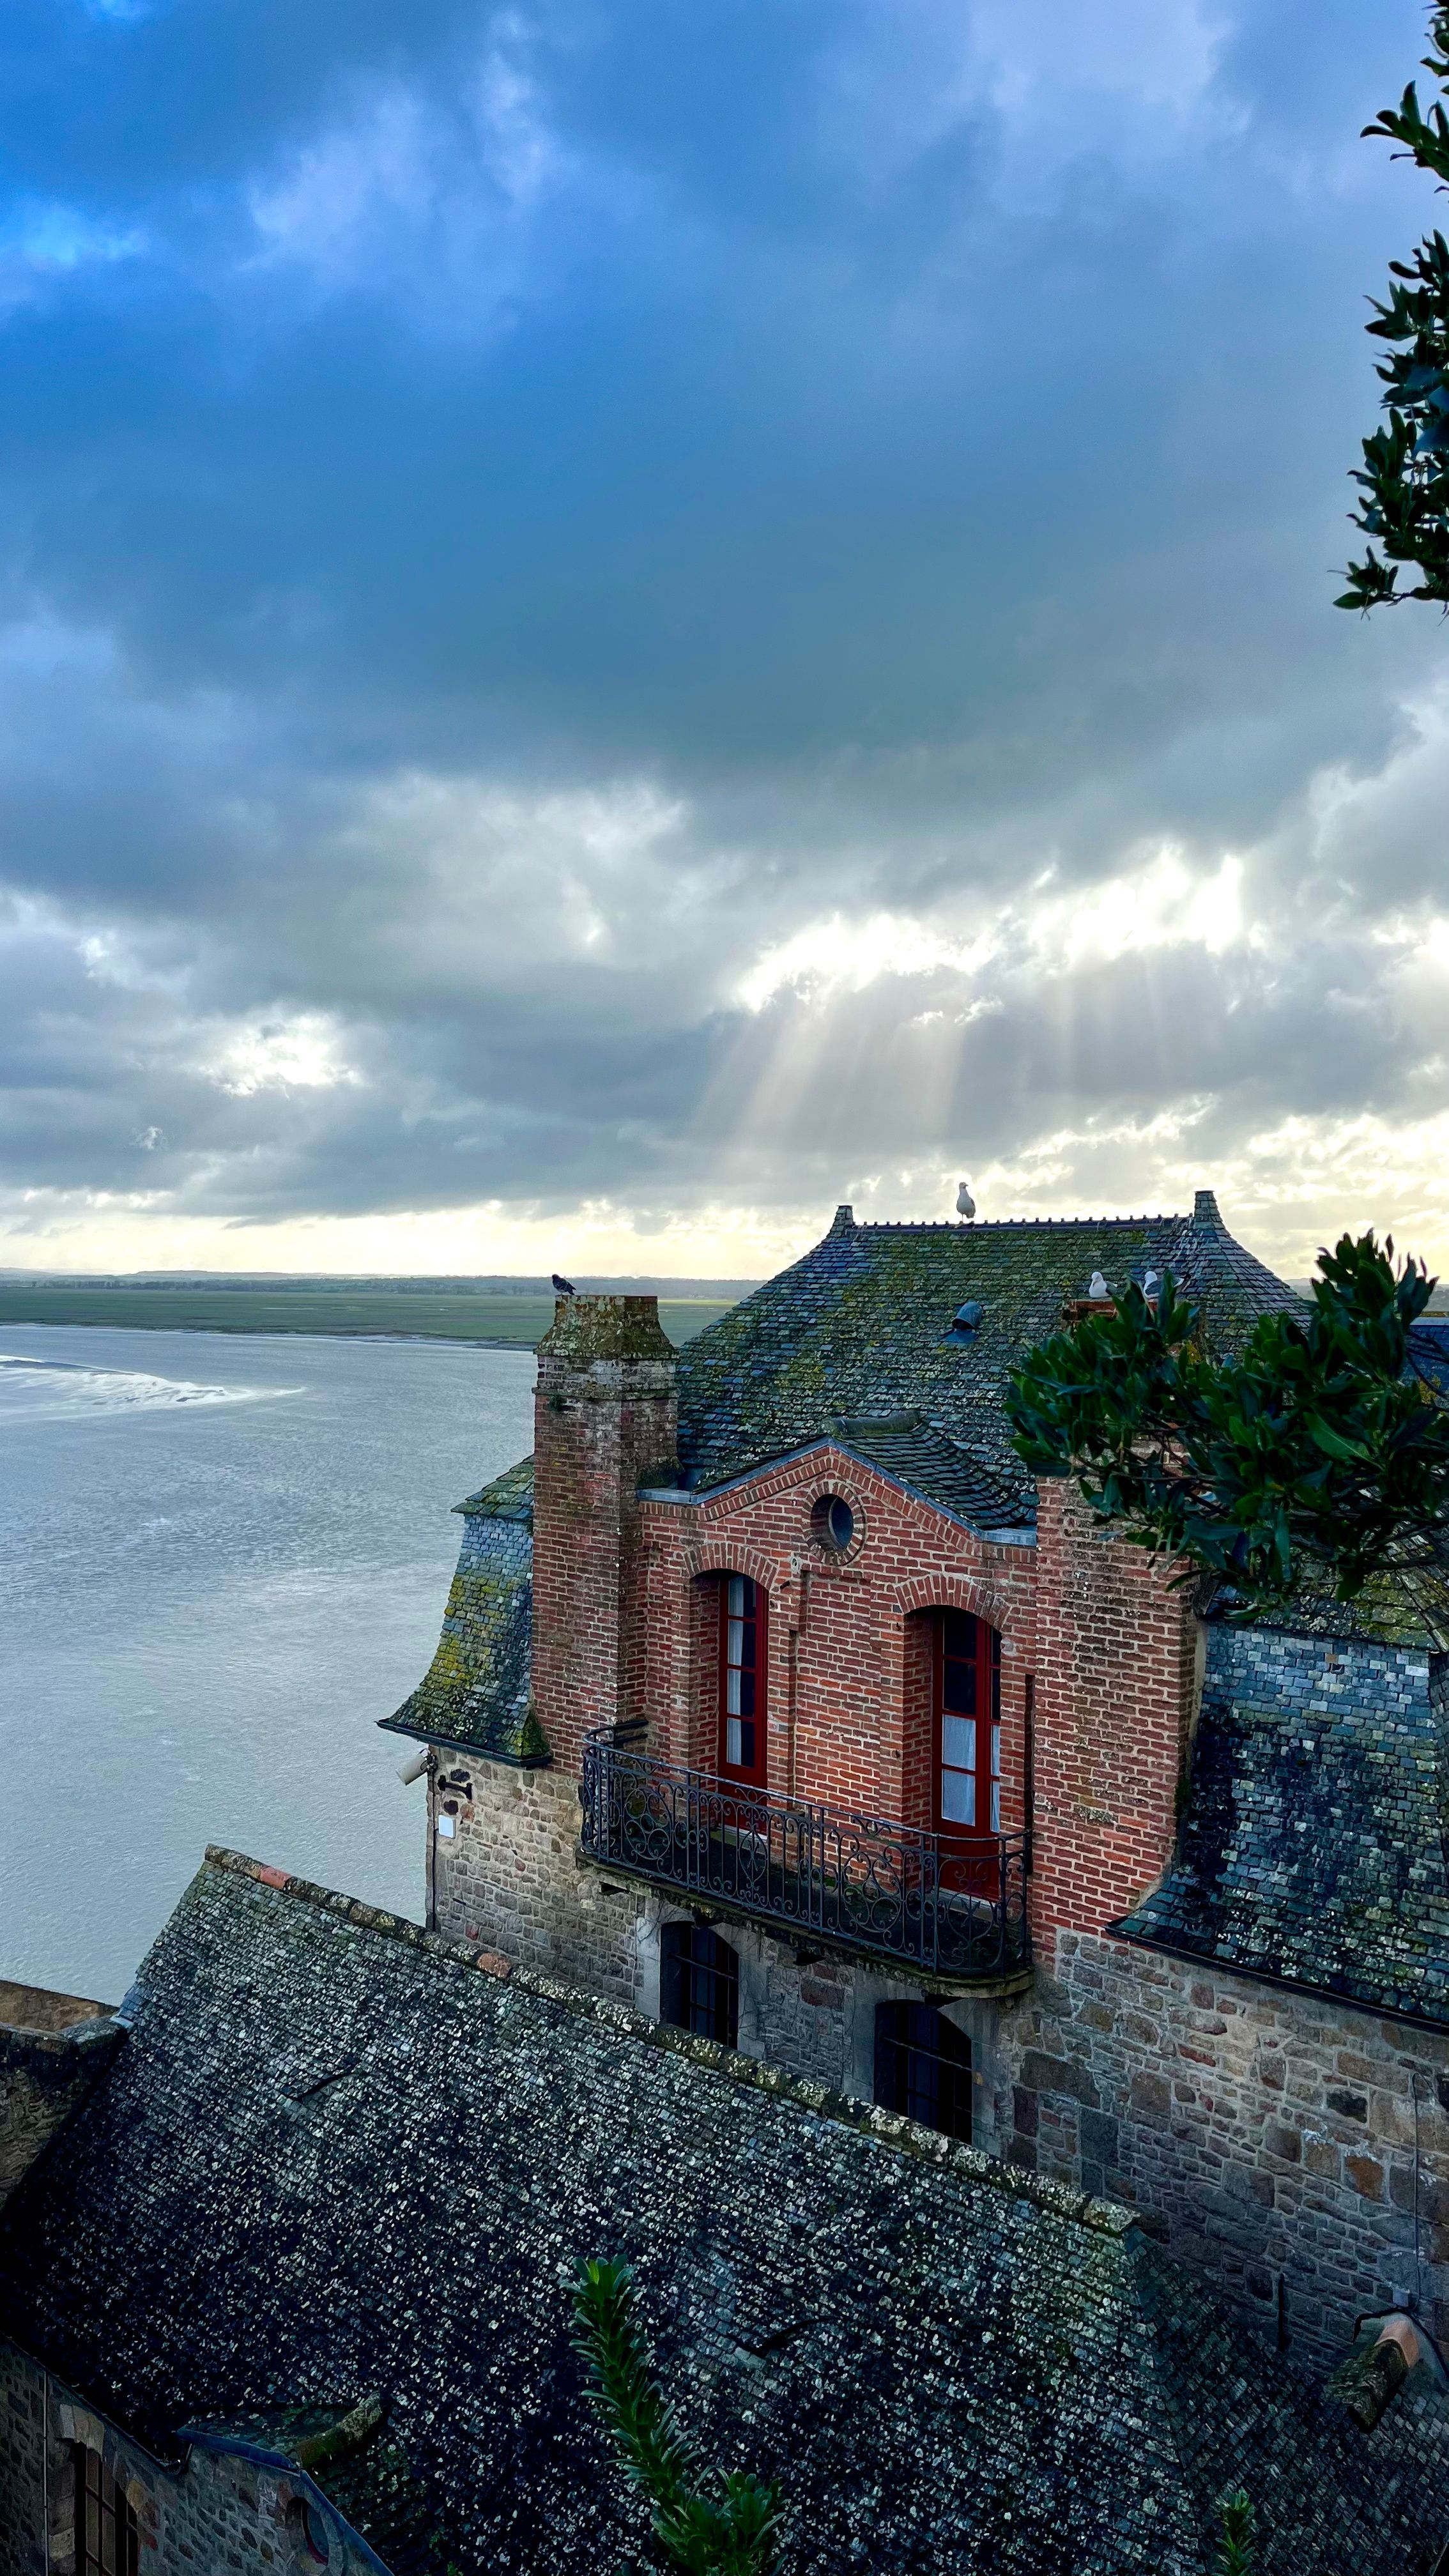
[0,1326,535,2000]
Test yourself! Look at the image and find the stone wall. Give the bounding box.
[431,1759,645,2003]
[430,1761,1019,2127]
[996,1931,1449,2361]
[0,2346,378,2576]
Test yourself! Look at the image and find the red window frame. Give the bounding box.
[718,1574,768,1786]
[932,1610,1001,1841]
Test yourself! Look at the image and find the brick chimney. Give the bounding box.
[532,1295,678,1772]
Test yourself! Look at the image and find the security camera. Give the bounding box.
[397,1747,430,1787]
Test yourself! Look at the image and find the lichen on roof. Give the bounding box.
[1118,1621,1449,2025]
[379,1455,548,1764]
[4,1847,1449,2576]
[452,1455,533,1526]
[827,1411,1029,1529]
[675,1190,1301,1501]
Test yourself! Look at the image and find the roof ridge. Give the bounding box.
[848,1213,1189,1231]
[199,1847,1132,2238]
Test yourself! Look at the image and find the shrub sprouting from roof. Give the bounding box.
[571,2256,781,2575]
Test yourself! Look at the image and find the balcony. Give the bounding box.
[579,1726,1031,1984]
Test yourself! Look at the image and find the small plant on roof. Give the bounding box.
[1005,1232,1449,1611]
[1213,2488,1258,2576]
[1337,5,1449,610]
[571,2255,781,2576]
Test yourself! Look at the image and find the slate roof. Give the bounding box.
[4,1849,1449,2576]
[824,1411,1027,1529]
[674,1189,1301,1502]
[1117,1621,1449,2025]
[1413,1319,1449,1402]
[379,1459,547,1763]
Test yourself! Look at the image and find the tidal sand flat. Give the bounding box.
[0,1325,534,1999]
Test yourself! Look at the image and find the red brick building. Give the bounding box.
[385,1192,1449,2359]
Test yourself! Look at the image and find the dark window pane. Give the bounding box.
[75,2450,139,2576]
[661,1922,740,2047]
[873,2004,972,2143]
[942,1656,976,1714]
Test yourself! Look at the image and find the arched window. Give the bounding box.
[874,2002,972,2142]
[935,1610,1001,1837]
[74,2447,140,2576]
[661,1920,740,2046]
[718,1574,767,1786]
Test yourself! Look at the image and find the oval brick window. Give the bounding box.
[811,1492,855,1553]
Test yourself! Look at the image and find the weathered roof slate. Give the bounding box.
[379,1457,547,1764]
[826,1411,1030,1530]
[1413,1319,1449,1402]
[450,1455,534,1525]
[3,1850,1448,2576]
[675,1190,1301,1497]
[1118,1622,1449,2025]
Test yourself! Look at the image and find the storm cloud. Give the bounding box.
[1,0,1446,1277]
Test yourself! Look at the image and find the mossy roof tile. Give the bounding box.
[675,1192,1300,1502]
[3,1851,1448,2576]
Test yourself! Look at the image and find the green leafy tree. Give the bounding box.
[1005,1232,1449,1610]
[570,2256,781,2576]
[1337,5,1449,610]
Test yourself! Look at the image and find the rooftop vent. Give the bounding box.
[944,1300,984,1346]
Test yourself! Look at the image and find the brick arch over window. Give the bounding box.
[686,1543,781,1594]
[893,1570,1018,1635]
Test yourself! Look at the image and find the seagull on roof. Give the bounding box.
[955,1179,976,1220]
[1088,1271,1111,1300]
[551,1273,576,1296]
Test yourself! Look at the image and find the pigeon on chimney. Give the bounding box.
[551,1273,576,1296]
[955,1179,976,1220]
[1088,1271,1110,1300]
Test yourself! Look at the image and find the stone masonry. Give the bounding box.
[0,1987,121,2212]
[996,1932,1449,2363]
[0,2344,382,2576]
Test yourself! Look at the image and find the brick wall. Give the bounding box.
[0,2346,379,2576]
[1031,1482,1198,1944]
[632,1450,1039,1833]
[531,1295,678,1773]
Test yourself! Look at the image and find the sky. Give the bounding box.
[1,0,1447,1284]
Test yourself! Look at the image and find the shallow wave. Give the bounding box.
[0,1353,302,1420]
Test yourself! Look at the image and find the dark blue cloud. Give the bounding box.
[0,0,1445,1264]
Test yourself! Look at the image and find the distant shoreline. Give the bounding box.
[0,1288,732,1350]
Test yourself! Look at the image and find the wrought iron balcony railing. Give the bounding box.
[580,1726,1030,1982]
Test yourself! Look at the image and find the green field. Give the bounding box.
[0,1286,735,1346]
